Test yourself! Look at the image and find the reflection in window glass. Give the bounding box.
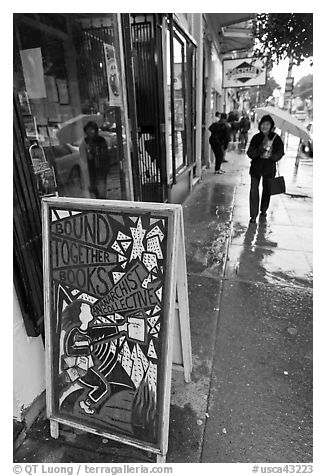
[166,25,195,182]
[13,13,129,200]
[173,34,186,170]
[166,29,173,180]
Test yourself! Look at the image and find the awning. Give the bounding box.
[205,13,255,54]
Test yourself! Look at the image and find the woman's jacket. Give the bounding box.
[247,131,284,177]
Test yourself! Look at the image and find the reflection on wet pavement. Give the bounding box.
[182,135,313,463]
[183,181,235,276]
[228,207,312,287]
[184,138,313,289]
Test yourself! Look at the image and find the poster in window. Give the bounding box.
[18,90,31,115]
[174,98,184,131]
[43,199,181,454]
[56,79,69,105]
[31,101,48,126]
[48,103,62,123]
[45,76,59,102]
[103,44,122,107]
[20,48,47,99]
[173,63,182,90]
[24,116,38,138]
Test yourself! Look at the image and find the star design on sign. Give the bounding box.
[130,218,146,260]
[147,314,160,337]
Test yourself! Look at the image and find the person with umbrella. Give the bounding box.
[247,114,284,223]
[79,121,111,199]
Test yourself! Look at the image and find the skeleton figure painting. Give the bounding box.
[49,208,168,444]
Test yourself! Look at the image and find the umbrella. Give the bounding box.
[254,106,311,142]
[56,114,104,145]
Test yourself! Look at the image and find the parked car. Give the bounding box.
[99,122,126,154]
[294,111,307,122]
[28,121,123,190]
[44,143,81,186]
[43,132,121,188]
[300,122,313,157]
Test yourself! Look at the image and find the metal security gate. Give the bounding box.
[72,23,115,106]
[13,92,44,337]
[130,14,167,202]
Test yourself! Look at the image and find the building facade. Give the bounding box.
[13,12,254,424]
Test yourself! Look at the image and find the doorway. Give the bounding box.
[129,14,168,202]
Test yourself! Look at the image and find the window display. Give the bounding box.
[14,13,130,200]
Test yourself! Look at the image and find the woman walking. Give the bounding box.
[247,114,284,223]
[208,112,230,174]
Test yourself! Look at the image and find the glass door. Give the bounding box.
[172,32,187,171]
[166,20,196,182]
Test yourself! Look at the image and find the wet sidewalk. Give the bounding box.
[199,140,313,463]
[175,137,312,463]
[14,137,313,464]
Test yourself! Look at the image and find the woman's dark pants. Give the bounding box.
[250,174,274,219]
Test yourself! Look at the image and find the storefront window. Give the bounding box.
[166,29,173,181]
[166,22,196,182]
[173,33,186,170]
[13,13,130,200]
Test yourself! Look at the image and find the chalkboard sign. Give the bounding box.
[42,197,191,461]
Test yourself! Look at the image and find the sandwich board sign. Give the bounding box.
[42,197,191,462]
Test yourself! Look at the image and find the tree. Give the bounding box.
[247,76,280,108]
[293,74,313,101]
[253,14,313,67]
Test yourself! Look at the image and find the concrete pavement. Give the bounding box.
[14,134,313,464]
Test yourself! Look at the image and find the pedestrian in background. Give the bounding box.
[246,114,284,223]
[209,112,230,174]
[79,121,110,199]
[227,109,240,146]
[222,118,231,162]
[214,111,220,122]
[238,111,251,152]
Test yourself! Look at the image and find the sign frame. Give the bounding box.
[42,197,191,462]
[285,76,294,93]
[222,57,267,89]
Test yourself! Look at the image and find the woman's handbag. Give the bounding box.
[268,163,286,195]
[268,176,286,195]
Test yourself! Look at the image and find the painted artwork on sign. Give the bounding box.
[48,208,168,445]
